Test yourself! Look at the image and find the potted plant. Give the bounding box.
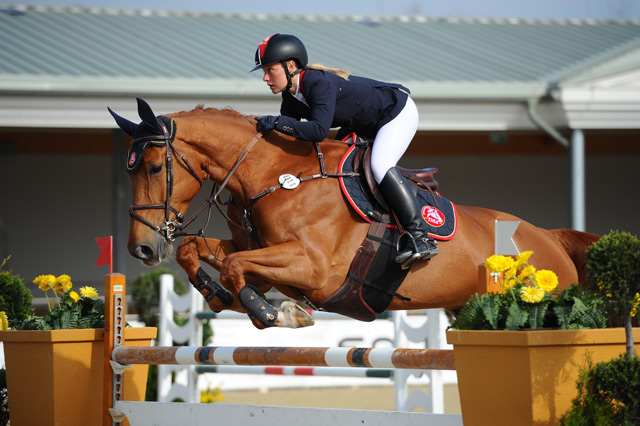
[0,268,156,426]
[446,248,639,426]
[559,230,640,424]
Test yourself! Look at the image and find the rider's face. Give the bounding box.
[262,61,297,94]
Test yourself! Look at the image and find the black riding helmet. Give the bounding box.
[251,34,308,91]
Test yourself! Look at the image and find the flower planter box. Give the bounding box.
[0,327,157,426]
[446,328,640,426]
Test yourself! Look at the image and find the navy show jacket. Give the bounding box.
[275,69,410,141]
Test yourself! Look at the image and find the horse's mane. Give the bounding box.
[168,105,255,126]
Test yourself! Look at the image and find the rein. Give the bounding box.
[130,122,358,250]
[172,132,266,247]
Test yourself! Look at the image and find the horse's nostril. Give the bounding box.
[135,244,155,261]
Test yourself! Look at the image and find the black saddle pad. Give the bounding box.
[338,145,457,241]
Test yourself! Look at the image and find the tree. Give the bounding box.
[586,231,640,357]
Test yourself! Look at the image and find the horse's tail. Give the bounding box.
[551,229,601,284]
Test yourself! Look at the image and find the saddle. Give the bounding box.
[355,142,439,214]
[316,135,458,321]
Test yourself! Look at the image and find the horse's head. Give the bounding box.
[109,98,203,266]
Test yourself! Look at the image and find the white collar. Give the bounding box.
[293,75,308,106]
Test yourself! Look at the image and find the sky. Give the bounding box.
[8,0,640,19]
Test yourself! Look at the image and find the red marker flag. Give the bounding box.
[95,236,113,274]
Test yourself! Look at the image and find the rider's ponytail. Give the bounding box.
[307,63,350,80]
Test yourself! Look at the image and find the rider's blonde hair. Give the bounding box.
[307,63,350,80]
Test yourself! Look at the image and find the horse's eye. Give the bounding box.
[149,164,163,176]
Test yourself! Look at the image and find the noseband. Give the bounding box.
[128,119,202,241]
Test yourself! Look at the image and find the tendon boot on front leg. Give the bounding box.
[378,167,439,269]
[239,285,278,328]
[189,267,234,306]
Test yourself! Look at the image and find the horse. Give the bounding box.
[109,98,600,329]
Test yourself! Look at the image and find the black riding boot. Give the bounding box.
[378,167,439,268]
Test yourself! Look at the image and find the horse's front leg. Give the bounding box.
[220,240,320,330]
[176,236,249,313]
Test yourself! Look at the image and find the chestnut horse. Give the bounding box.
[110,98,599,329]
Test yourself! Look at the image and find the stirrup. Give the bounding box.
[401,252,423,270]
[396,234,438,269]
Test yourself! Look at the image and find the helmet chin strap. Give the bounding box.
[282,61,304,92]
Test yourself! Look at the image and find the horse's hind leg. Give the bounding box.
[176,236,245,313]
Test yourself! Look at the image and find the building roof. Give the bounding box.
[1,4,640,129]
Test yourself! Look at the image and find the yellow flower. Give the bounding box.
[200,386,225,403]
[0,311,8,331]
[521,286,545,304]
[631,293,640,317]
[502,264,517,293]
[501,278,516,292]
[485,255,515,273]
[33,274,56,291]
[515,250,534,267]
[54,275,73,294]
[535,270,559,292]
[69,291,80,303]
[79,286,99,298]
[518,265,537,282]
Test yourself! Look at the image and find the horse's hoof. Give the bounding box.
[278,301,315,328]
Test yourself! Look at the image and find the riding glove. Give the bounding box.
[257,115,279,133]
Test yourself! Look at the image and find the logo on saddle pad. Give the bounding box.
[422,206,445,227]
[128,152,137,167]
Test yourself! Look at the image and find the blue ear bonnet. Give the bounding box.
[107,98,177,173]
[125,115,176,173]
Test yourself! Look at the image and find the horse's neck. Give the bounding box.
[192,120,316,202]
[175,110,345,204]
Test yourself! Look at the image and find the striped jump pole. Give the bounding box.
[111,345,455,370]
[104,274,459,426]
[195,365,394,378]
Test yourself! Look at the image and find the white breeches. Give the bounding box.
[371,96,419,184]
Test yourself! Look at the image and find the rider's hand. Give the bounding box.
[257,115,279,133]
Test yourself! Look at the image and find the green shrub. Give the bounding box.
[586,231,640,328]
[130,268,187,328]
[0,257,34,327]
[559,355,640,425]
[0,369,8,426]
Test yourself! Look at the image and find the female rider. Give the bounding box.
[252,33,438,267]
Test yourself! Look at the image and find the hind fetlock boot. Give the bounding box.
[378,167,439,267]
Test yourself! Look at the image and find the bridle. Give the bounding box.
[128,119,202,242]
[129,117,263,242]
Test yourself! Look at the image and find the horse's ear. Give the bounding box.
[107,107,137,136]
[136,98,161,132]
